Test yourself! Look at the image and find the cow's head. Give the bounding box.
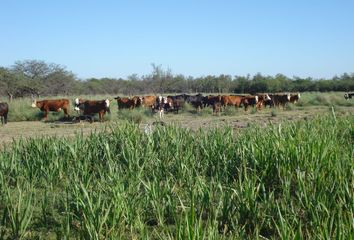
[297,93,301,99]
[105,99,110,107]
[344,93,349,100]
[31,99,37,108]
[255,95,259,103]
[74,98,82,113]
[265,94,271,101]
[287,93,291,101]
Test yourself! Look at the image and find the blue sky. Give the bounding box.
[1,0,353,79]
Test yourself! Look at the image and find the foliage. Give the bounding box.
[1,60,353,98]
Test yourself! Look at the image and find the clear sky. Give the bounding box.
[1,0,353,79]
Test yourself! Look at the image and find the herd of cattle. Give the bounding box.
[0,92,352,124]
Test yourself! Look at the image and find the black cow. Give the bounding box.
[185,93,205,110]
[0,102,9,125]
[166,94,186,113]
[344,93,354,100]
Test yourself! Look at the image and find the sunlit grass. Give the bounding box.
[0,114,352,238]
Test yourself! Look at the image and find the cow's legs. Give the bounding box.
[0,116,3,125]
[63,108,69,118]
[4,113,7,124]
[44,110,49,121]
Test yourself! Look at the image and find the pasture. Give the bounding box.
[0,92,353,239]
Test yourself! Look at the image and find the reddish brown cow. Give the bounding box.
[32,99,70,120]
[221,95,244,108]
[74,98,110,122]
[115,96,140,109]
[142,95,157,108]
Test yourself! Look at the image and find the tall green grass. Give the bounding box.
[0,114,352,239]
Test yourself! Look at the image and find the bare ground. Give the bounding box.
[1,106,353,147]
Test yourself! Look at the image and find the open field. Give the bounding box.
[0,92,353,138]
[0,114,353,239]
[0,92,353,239]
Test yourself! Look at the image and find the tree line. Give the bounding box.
[0,60,353,98]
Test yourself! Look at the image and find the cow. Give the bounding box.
[154,96,169,119]
[166,94,186,113]
[242,95,259,111]
[142,95,157,108]
[344,93,354,100]
[185,94,205,110]
[269,93,291,109]
[221,95,245,109]
[115,96,141,110]
[212,102,222,116]
[74,98,110,122]
[31,99,70,120]
[255,94,272,110]
[0,102,9,125]
[203,95,222,108]
[289,93,301,104]
[132,96,143,107]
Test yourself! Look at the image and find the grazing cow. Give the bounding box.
[74,98,110,122]
[31,99,70,120]
[0,102,9,125]
[115,96,140,110]
[142,95,157,108]
[344,93,354,100]
[270,93,291,108]
[289,93,301,104]
[185,94,205,110]
[256,94,272,110]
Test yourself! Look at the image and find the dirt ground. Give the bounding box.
[0,106,353,147]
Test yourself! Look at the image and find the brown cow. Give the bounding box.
[212,102,222,115]
[221,95,244,108]
[74,98,110,122]
[289,93,301,104]
[270,93,291,108]
[132,96,143,107]
[115,96,141,110]
[0,102,9,125]
[142,95,157,108]
[32,99,70,120]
